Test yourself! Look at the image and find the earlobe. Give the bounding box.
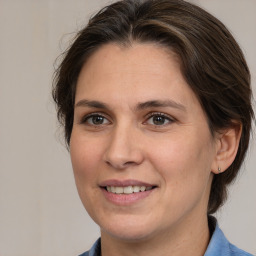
[211,123,242,174]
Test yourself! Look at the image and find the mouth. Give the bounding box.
[99,180,157,205]
[104,185,156,194]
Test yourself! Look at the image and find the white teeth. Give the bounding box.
[106,185,153,194]
[115,187,124,194]
[123,186,133,194]
[140,186,146,192]
[133,186,140,193]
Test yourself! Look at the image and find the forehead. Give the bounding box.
[78,43,180,79]
[74,43,205,117]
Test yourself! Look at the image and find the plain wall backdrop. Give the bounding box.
[0,0,255,255]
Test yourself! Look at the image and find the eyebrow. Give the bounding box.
[136,100,186,112]
[75,99,109,109]
[75,99,186,112]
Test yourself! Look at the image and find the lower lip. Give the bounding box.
[101,188,155,205]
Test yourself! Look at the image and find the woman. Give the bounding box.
[52,0,254,255]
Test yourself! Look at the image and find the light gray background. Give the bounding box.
[0,1,255,256]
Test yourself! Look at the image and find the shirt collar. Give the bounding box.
[204,216,230,256]
[88,238,101,256]
[84,216,251,256]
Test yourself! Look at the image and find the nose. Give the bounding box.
[103,124,144,170]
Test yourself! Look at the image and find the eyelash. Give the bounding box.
[80,112,174,127]
[80,113,110,126]
[144,112,174,126]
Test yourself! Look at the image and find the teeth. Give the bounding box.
[106,185,153,194]
[110,186,116,193]
[123,186,133,194]
[133,186,140,193]
[140,186,146,192]
[115,187,124,194]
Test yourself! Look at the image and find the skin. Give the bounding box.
[70,43,234,256]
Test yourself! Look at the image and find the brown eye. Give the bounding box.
[83,114,110,125]
[152,116,167,125]
[146,113,173,126]
[91,116,105,125]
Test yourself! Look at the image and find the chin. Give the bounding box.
[102,227,155,242]
[98,215,160,242]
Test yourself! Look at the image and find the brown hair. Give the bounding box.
[52,0,254,214]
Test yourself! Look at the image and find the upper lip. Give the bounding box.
[99,179,157,187]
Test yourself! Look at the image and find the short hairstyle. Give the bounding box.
[52,0,254,214]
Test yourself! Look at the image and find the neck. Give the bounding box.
[101,212,210,256]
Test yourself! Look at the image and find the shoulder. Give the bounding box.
[79,222,254,256]
[79,252,89,256]
[78,238,101,256]
[228,243,254,256]
[205,217,253,256]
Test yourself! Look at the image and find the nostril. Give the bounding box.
[105,159,138,170]
[106,161,111,166]
[124,161,136,166]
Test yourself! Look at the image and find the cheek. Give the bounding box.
[149,131,213,190]
[150,137,213,219]
[70,134,102,186]
[69,134,104,213]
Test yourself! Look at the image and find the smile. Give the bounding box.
[106,185,153,194]
[99,180,157,204]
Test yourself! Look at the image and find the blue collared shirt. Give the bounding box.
[79,219,253,256]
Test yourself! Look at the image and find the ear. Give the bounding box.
[211,123,242,174]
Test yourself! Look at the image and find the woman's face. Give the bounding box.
[70,43,218,241]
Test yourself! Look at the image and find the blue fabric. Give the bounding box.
[204,222,253,256]
[79,238,101,256]
[79,220,253,256]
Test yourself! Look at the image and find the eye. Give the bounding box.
[82,114,110,126]
[145,113,174,126]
